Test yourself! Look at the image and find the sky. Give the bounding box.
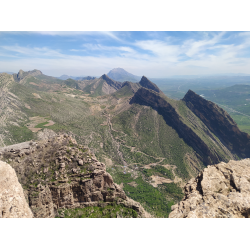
[1,31,250,78]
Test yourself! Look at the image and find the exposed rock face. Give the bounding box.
[183,90,250,158]
[0,134,149,218]
[0,160,33,218]
[13,69,42,82]
[169,159,250,218]
[139,76,163,94]
[130,87,224,166]
[37,128,57,141]
[100,74,123,91]
[121,81,141,93]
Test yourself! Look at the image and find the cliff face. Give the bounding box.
[169,158,250,218]
[13,69,42,82]
[0,160,33,218]
[100,74,122,91]
[139,76,163,94]
[183,90,250,158]
[130,87,223,166]
[0,134,149,218]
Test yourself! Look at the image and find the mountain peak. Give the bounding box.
[139,76,162,93]
[13,69,43,82]
[100,74,122,91]
[107,68,141,82]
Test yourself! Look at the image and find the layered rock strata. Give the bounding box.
[100,74,122,91]
[0,160,33,218]
[169,159,250,218]
[130,87,224,166]
[183,90,250,158]
[139,76,163,94]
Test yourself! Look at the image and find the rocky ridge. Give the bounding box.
[100,74,123,91]
[183,90,250,158]
[0,160,33,218]
[120,81,141,93]
[139,76,163,94]
[13,69,42,82]
[130,87,228,166]
[0,133,150,218]
[169,158,250,218]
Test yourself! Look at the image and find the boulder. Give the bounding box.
[169,159,250,218]
[0,161,33,218]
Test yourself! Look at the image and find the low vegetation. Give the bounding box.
[57,203,138,218]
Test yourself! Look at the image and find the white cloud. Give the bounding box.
[31,31,122,41]
[182,32,226,57]
[1,45,63,58]
[2,32,250,77]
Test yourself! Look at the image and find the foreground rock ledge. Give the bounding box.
[169,159,250,218]
[0,161,33,218]
[0,134,150,218]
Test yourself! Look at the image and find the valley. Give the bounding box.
[1,69,250,217]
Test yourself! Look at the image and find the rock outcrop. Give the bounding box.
[0,160,33,218]
[183,90,250,158]
[13,69,42,82]
[169,159,250,218]
[100,74,123,91]
[0,133,149,218]
[139,76,163,94]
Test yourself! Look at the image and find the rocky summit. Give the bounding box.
[169,158,250,218]
[139,76,163,94]
[0,133,150,218]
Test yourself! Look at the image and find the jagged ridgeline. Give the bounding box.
[1,69,250,217]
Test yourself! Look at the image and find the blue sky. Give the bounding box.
[1,31,250,77]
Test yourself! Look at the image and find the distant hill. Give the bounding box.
[0,71,15,75]
[58,75,96,80]
[57,75,76,80]
[107,68,141,82]
[75,76,96,81]
[13,69,43,82]
[80,74,122,96]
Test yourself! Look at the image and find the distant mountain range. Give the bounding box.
[0,71,15,75]
[57,75,96,80]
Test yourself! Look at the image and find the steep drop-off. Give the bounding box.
[139,76,163,94]
[183,90,250,158]
[130,87,228,166]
